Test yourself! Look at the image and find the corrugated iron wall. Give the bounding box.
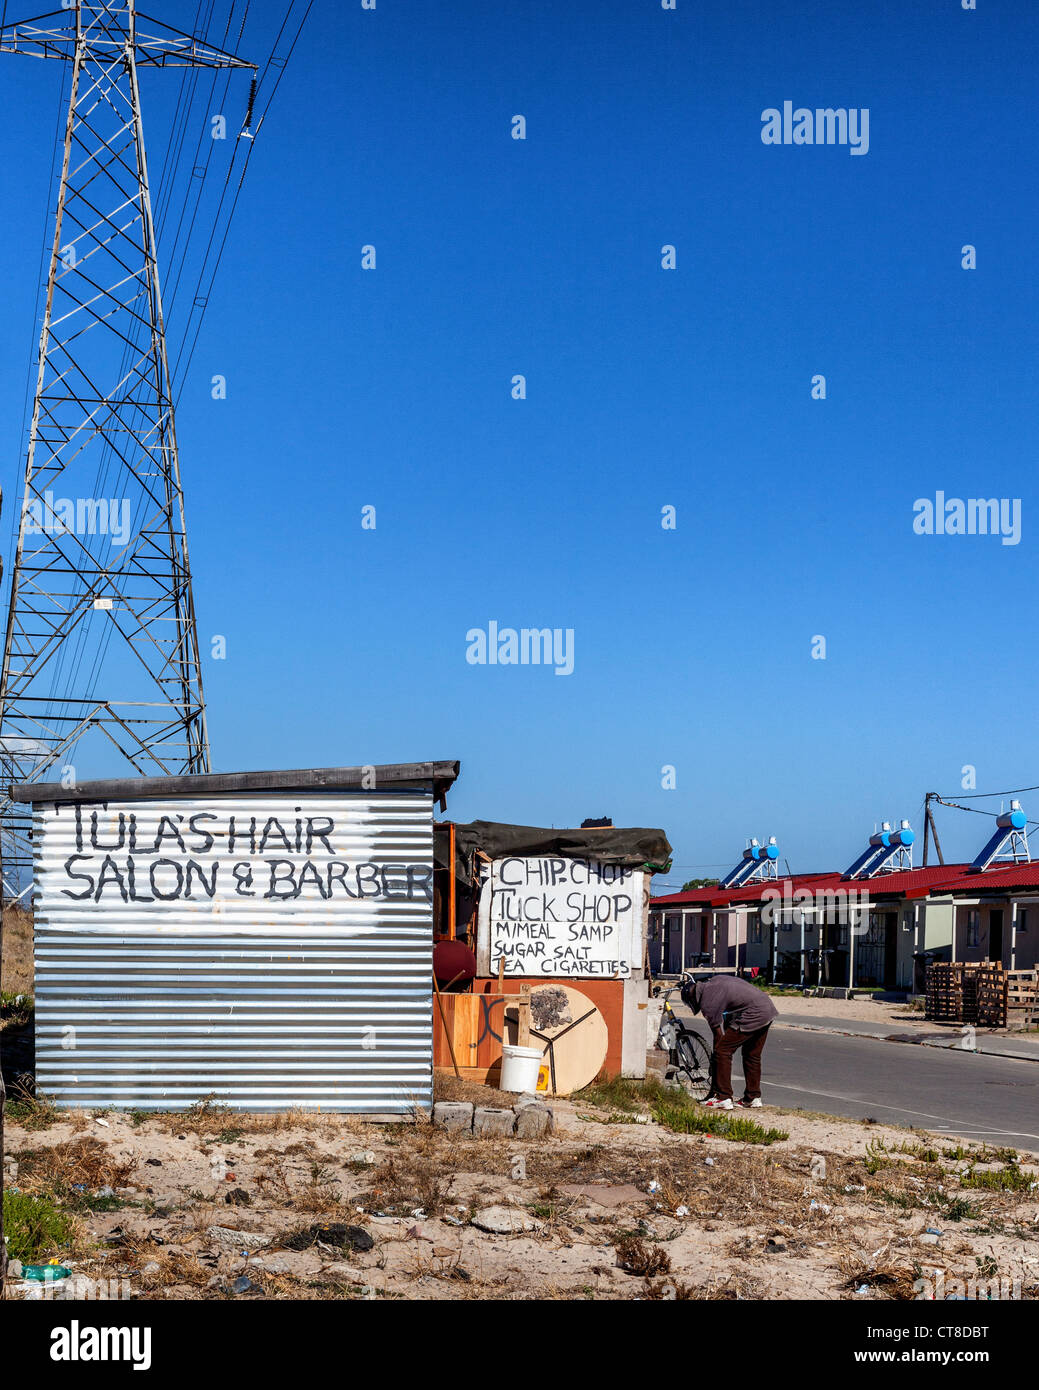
[32,791,434,1112]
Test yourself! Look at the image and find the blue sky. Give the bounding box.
[1,0,1036,882]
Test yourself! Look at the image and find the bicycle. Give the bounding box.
[653,975,713,1101]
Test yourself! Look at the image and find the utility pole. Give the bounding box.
[922,792,945,867]
[0,1,254,897]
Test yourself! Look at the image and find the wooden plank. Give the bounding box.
[432,975,461,1078]
[452,995,482,1061]
[8,760,461,804]
[517,983,531,1048]
[435,1064,502,1084]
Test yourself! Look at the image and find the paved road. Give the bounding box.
[677,1010,1039,1150]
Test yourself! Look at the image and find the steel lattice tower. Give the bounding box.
[0,1,253,896]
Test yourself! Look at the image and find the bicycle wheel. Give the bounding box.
[674,1029,712,1101]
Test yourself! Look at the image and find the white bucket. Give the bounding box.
[499,1043,544,1093]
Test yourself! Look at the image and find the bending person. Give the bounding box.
[681,975,778,1111]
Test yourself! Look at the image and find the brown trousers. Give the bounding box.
[711,1024,771,1101]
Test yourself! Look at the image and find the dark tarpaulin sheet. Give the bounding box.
[434,819,672,889]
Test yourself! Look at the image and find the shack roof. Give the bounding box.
[435,819,672,889]
[9,761,461,805]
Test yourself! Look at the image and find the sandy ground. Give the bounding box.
[5,1081,1039,1303]
[769,993,929,1029]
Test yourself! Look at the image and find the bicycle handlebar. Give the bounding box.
[658,973,695,1002]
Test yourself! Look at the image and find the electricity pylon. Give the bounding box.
[0,1,253,896]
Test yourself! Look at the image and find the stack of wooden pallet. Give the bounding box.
[925,960,1013,1026]
[925,962,970,1022]
[972,963,1009,1027]
[1007,969,1039,1029]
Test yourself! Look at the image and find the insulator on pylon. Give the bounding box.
[240,76,257,139]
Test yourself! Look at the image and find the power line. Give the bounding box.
[171,0,313,395]
[937,784,1039,802]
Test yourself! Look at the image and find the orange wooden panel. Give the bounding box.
[470,977,626,1078]
[434,978,628,1082]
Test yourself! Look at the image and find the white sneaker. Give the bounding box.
[739,1097,763,1109]
[703,1096,733,1110]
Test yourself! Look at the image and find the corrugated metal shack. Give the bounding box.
[11,761,458,1115]
[432,820,672,1085]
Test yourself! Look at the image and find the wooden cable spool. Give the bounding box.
[505,984,608,1096]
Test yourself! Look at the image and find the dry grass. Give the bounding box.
[838,1258,921,1301]
[287,1163,347,1215]
[1,905,33,995]
[119,1233,214,1293]
[148,1095,367,1140]
[246,1154,348,1215]
[11,1136,138,1197]
[360,1142,459,1218]
[642,1276,698,1299]
[4,1084,62,1131]
[433,1072,520,1110]
[698,1271,771,1299]
[337,1122,838,1231]
[615,1235,670,1277]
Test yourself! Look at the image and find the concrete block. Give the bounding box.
[209,1226,268,1252]
[514,1103,553,1139]
[473,1106,516,1138]
[471,1205,539,1234]
[644,1048,669,1080]
[432,1101,473,1133]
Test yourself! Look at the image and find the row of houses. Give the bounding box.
[649,808,1039,993]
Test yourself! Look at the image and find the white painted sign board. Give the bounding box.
[477,856,644,979]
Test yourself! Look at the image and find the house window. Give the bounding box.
[967,909,980,948]
[865,913,885,945]
[1020,908,1029,933]
[750,916,762,945]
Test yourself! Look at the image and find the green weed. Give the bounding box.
[2,1189,75,1262]
[960,1165,1033,1192]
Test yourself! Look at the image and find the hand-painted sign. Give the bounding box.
[38,796,433,934]
[478,856,643,978]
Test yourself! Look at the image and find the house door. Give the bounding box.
[884,912,899,990]
[666,916,681,973]
[989,909,1004,964]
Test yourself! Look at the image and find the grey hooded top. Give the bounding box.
[686,975,778,1034]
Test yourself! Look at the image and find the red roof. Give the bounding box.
[651,886,723,908]
[851,863,970,900]
[652,872,840,911]
[652,864,980,910]
[922,860,1039,898]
